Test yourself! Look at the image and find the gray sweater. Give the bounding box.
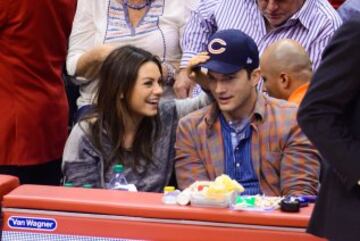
[62,94,210,192]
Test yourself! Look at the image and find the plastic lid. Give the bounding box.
[83,184,93,189]
[63,182,73,187]
[113,164,124,173]
[164,186,175,192]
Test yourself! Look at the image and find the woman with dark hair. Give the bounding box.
[62,46,210,192]
[66,0,199,118]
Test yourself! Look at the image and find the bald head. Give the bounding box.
[260,39,312,100]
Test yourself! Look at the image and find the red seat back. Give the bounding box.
[329,0,345,9]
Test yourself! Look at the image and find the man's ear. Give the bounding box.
[280,72,290,89]
[250,68,261,87]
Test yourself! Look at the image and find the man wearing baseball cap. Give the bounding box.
[175,29,320,196]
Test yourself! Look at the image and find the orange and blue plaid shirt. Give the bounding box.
[175,93,321,196]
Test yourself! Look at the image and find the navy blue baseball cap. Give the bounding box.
[200,29,259,74]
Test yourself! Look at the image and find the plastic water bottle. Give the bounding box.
[107,164,129,191]
[162,186,180,204]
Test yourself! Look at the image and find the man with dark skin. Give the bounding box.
[260,39,312,105]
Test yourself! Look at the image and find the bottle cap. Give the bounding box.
[113,164,124,173]
[83,184,93,189]
[164,186,175,192]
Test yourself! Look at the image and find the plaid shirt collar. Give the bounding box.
[205,93,267,131]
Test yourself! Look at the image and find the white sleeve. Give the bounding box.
[66,0,97,80]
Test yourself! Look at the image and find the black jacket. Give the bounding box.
[298,16,360,241]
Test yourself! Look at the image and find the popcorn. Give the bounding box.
[206,175,244,198]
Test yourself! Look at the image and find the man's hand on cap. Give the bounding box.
[187,52,210,92]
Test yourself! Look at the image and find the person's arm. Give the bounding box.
[175,92,212,118]
[62,123,104,188]
[66,0,110,84]
[75,44,115,81]
[174,0,218,98]
[298,17,360,191]
[174,52,213,117]
[175,117,210,190]
[280,123,321,196]
[173,69,194,98]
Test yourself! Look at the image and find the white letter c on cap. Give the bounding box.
[208,38,227,55]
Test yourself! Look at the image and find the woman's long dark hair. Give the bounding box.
[85,45,163,171]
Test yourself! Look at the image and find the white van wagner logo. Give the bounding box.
[208,38,227,55]
[8,216,57,231]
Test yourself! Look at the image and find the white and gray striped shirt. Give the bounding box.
[181,0,342,95]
